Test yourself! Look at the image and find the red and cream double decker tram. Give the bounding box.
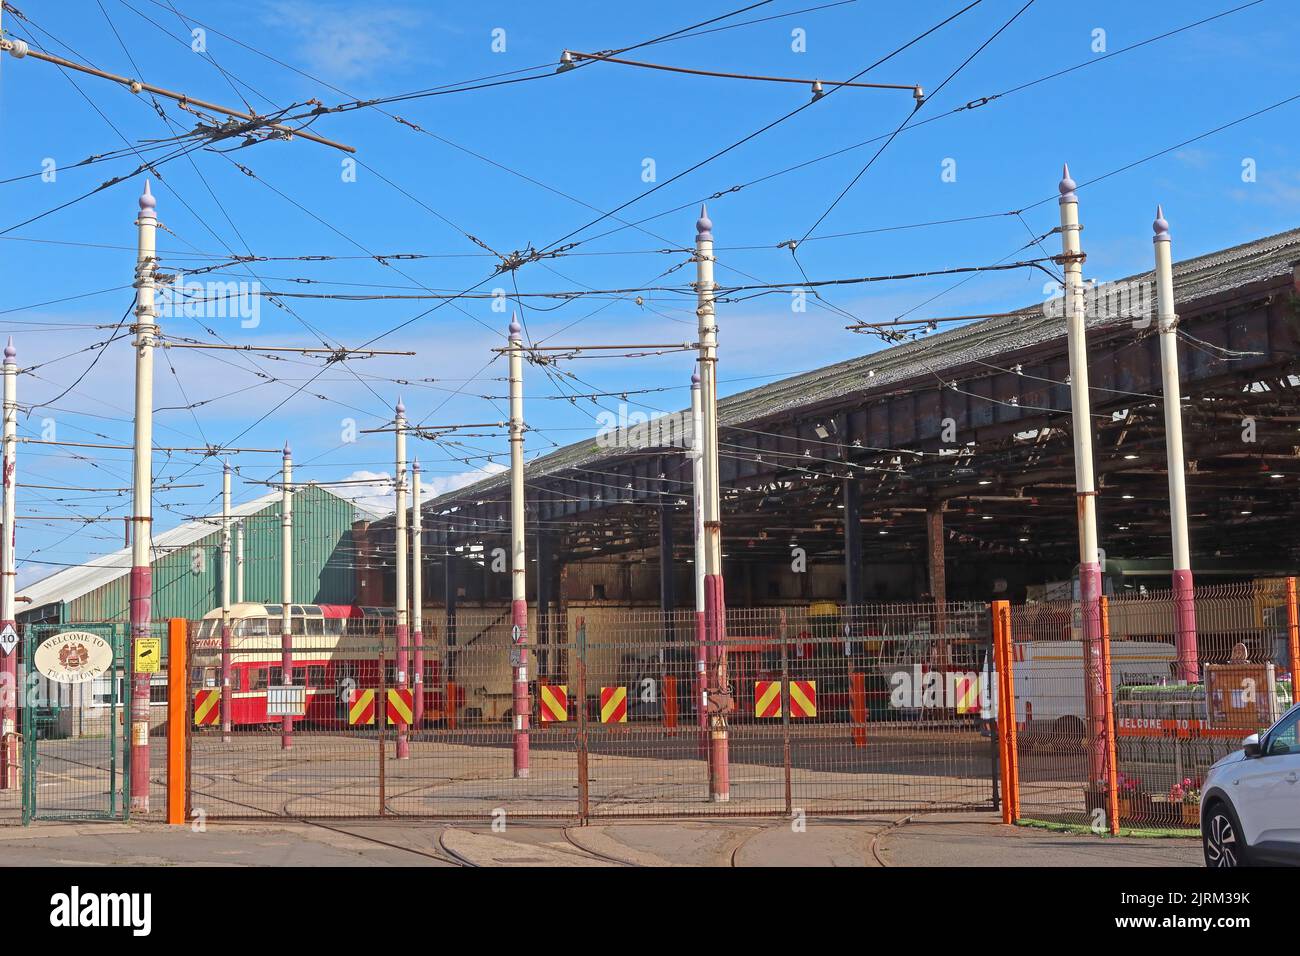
[190,602,447,726]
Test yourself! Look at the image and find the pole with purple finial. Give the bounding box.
[411,459,424,728]
[508,313,530,777]
[129,181,158,811]
[695,205,730,801]
[690,365,708,755]
[221,459,233,742]
[1057,165,1107,785]
[280,440,294,750]
[0,337,18,789]
[394,399,410,759]
[1153,207,1199,683]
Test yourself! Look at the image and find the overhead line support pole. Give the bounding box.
[508,314,530,778]
[129,181,158,813]
[220,460,232,742]
[1057,165,1106,784]
[0,338,17,790]
[1152,208,1199,684]
[412,460,424,728]
[394,401,410,760]
[696,205,729,802]
[280,443,293,751]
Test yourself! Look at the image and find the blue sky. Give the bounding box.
[0,0,1295,588]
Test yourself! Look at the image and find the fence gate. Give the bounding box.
[22,623,130,823]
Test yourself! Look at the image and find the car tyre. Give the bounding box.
[1202,800,1248,868]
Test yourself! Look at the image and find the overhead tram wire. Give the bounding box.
[796,0,1036,244]
[16,9,425,435]
[560,0,1268,254]
[82,5,403,415]
[535,0,986,256]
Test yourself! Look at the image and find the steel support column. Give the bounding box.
[843,477,863,607]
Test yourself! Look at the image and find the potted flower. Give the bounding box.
[1178,778,1201,827]
[1117,773,1140,821]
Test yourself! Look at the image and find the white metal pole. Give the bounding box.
[690,368,707,746]
[220,460,232,741]
[508,313,530,777]
[235,520,244,604]
[0,338,18,789]
[411,459,424,727]
[1153,207,1199,683]
[129,181,158,812]
[695,205,728,801]
[280,442,293,750]
[1058,165,1106,783]
[394,401,410,759]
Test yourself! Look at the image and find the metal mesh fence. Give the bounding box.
[187,602,998,820]
[1009,581,1297,831]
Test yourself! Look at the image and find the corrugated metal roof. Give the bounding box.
[424,224,1300,508]
[17,491,280,612]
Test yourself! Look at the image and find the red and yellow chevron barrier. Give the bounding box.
[755,680,817,718]
[539,684,568,722]
[600,686,628,724]
[754,680,782,718]
[193,688,220,726]
[349,688,376,725]
[788,680,817,718]
[954,674,980,715]
[386,688,414,725]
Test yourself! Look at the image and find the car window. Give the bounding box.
[1266,710,1300,756]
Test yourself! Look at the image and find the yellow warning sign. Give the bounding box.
[134,637,161,674]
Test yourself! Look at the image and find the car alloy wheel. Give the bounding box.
[1204,809,1240,868]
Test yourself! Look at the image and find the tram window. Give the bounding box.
[305,616,325,637]
[238,618,269,638]
[290,616,306,636]
[324,618,345,637]
[249,668,267,691]
[197,620,217,639]
[307,665,326,689]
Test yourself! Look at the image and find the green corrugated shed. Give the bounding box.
[18,484,367,626]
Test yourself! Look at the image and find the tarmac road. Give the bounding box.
[0,811,1202,867]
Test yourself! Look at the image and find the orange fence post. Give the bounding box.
[992,600,1019,824]
[1287,578,1299,688]
[849,672,867,748]
[1099,596,1120,836]
[663,674,678,733]
[166,617,187,826]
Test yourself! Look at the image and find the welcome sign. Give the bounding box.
[33,631,114,684]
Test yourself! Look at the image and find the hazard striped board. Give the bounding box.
[193,688,220,726]
[349,688,376,725]
[386,688,414,725]
[599,686,628,723]
[539,684,568,722]
[953,674,980,714]
[788,680,817,718]
[754,680,782,718]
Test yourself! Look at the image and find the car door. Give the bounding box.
[1227,707,1300,858]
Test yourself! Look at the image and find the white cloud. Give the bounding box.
[266,2,431,81]
[332,462,507,515]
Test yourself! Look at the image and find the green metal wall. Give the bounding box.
[30,485,358,624]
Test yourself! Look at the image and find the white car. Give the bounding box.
[1201,703,1300,867]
